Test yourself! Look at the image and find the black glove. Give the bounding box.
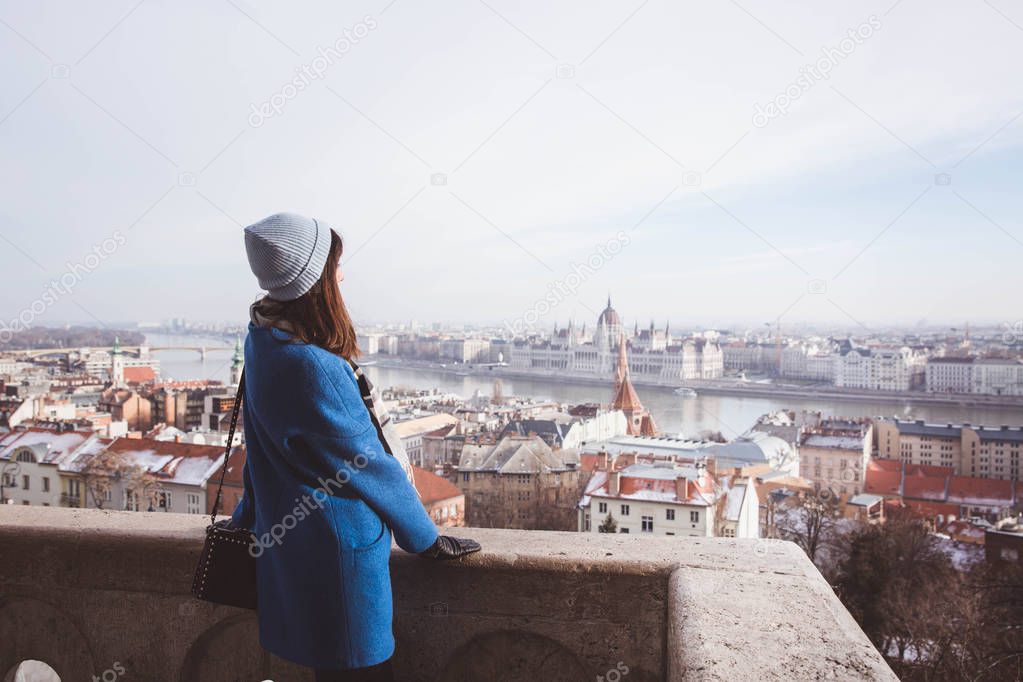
[419,535,481,560]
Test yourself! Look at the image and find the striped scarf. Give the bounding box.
[348,360,416,486]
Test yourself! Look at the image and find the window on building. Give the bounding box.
[125,490,139,512]
[22,475,29,491]
[42,477,50,493]
[598,502,607,513]
[462,473,469,482]
[641,516,653,532]
[619,528,629,533]
[666,509,675,520]
[156,491,171,511]
[186,493,201,514]
[690,510,699,523]
[620,504,630,516]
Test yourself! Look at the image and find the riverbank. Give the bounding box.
[362,356,1023,409]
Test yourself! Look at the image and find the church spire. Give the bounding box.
[615,332,629,393]
[611,333,657,436]
[230,336,244,386]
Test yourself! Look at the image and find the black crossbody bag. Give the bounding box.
[191,371,258,610]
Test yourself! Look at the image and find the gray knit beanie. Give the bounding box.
[243,212,332,301]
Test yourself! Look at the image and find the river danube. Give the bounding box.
[147,333,1023,439]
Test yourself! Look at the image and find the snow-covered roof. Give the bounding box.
[578,470,608,508]
[802,434,865,450]
[0,428,93,465]
[848,493,884,507]
[586,462,716,506]
[458,435,575,473]
[724,484,747,521]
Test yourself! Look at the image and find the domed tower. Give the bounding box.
[230,336,244,386]
[595,296,622,350]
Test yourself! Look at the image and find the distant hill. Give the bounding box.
[0,326,145,351]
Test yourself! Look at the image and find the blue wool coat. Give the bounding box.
[230,322,439,669]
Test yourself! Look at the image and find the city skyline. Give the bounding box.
[1,0,1021,330]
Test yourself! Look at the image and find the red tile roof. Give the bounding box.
[865,457,1019,509]
[948,476,1013,504]
[123,366,157,384]
[865,459,902,496]
[106,437,223,459]
[412,465,463,504]
[902,471,946,501]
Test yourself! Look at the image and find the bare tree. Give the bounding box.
[777,488,839,566]
[80,450,127,509]
[124,466,164,511]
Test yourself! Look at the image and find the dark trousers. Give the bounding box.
[313,658,394,682]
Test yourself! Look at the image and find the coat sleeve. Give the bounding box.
[284,353,439,554]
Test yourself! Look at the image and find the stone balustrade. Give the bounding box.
[0,506,895,681]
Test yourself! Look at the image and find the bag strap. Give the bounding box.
[209,370,245,524]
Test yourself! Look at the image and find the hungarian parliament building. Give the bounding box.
[505,298,723,385]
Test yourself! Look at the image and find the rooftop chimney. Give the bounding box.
[674,476,689,502]
[609,471,621,496]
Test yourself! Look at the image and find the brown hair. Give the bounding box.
[256,229,360,359]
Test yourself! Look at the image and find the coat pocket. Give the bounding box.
[330,495,386,551]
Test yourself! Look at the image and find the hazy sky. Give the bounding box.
[0,0,1021,335]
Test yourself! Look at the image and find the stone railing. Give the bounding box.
[0,507,895,681]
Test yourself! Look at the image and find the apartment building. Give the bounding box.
[874,418,1023,480]
[973,358,1023,396]
[60,437,224,514]
[0,425,96,506]
[578,462,758,538]
[455,434,582,531]
[439,338,491,364]
[835,347,925,392]
[392,413,461,467]
[799,419,873,497]
[926,357,975,394]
